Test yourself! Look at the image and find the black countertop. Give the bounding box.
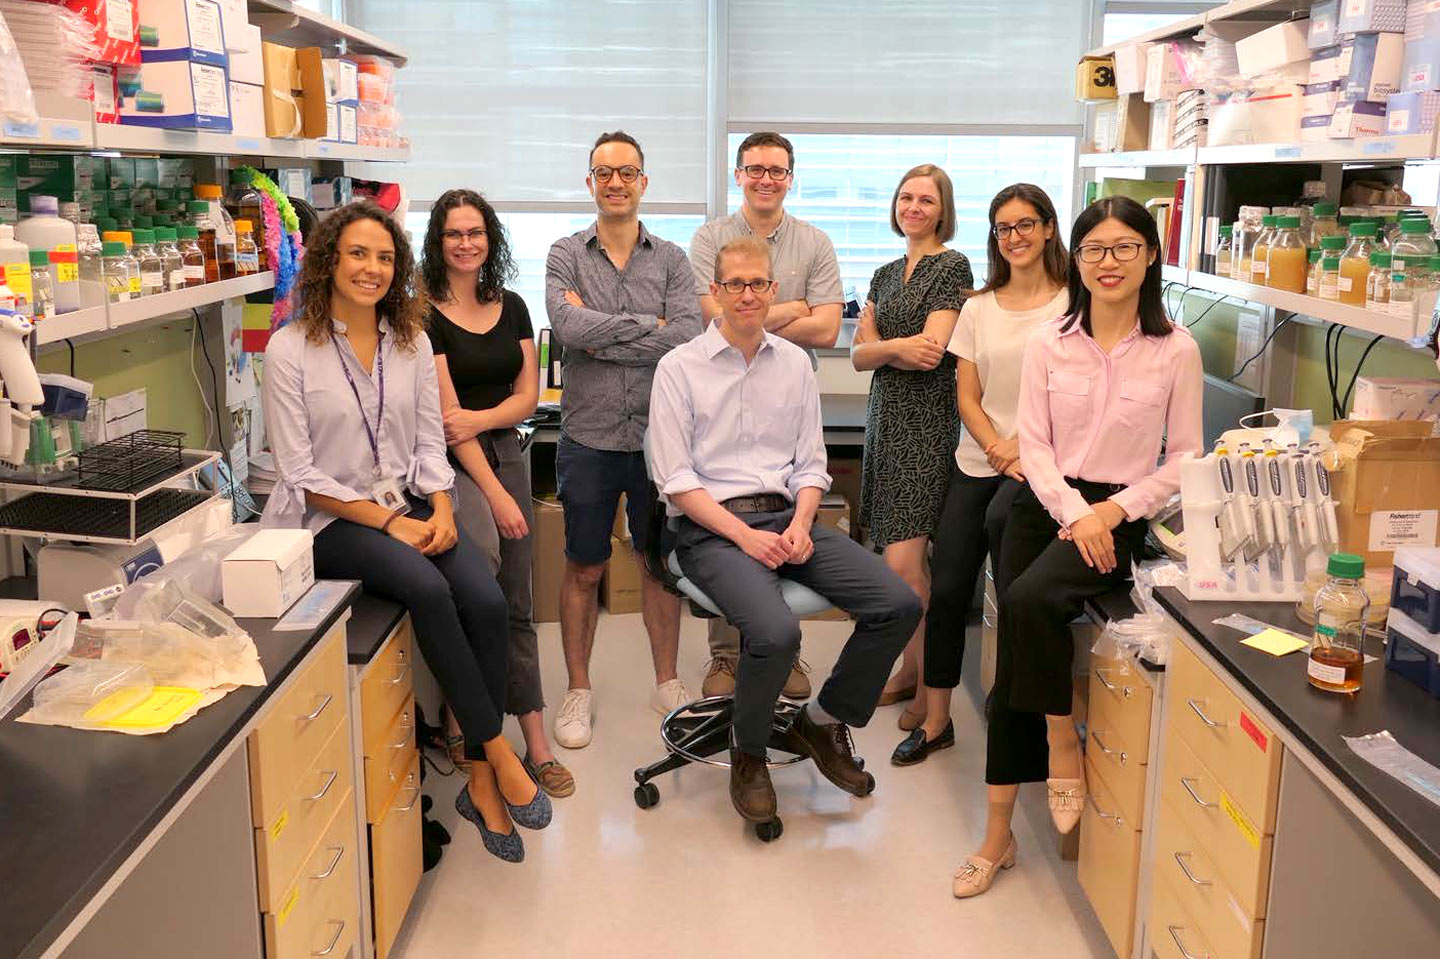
[1155,587,1440,881]
[346,592,406,666]
[0,582,360,959]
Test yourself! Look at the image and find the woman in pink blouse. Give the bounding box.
[954,195,1202,899]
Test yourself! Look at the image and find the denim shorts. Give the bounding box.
[555,433,656,566]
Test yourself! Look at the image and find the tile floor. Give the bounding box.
[391,612,1112,959]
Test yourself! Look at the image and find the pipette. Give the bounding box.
[1213,439,1253,561]
[1307,441,1340,552]
[1240,443,1273,558]
[1290,443,1321,554]
[1263,439,1292,552]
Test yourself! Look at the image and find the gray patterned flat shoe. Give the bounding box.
[505,781,553,830]
[455,785,524,863]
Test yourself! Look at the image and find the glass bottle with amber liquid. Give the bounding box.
[1308,553,1369,694]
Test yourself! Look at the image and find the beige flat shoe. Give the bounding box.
[1047,777,1086,834]
[876,682,917,707]
[953,835,1017,899]
[897,704,926,731]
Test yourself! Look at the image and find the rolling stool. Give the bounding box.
[632,520,872,842]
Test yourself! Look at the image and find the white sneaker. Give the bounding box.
[554,688,594,749]
[651,678,691,716]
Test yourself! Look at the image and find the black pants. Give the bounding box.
[676,510,923,756]
[313,503,509,756]
[923,470,1020,689]
[985,480,1145,785]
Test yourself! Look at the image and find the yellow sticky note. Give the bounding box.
[1220,791,1262,850]
[1241,628,1310,657]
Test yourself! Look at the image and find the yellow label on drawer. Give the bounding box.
[1221,790,1261,850]
[278,885,300,926]
[270,808,289,841]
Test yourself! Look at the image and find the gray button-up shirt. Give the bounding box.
[689,210,843,306]
[545,221,703,452]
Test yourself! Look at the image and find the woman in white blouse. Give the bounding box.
[261,201,549,863]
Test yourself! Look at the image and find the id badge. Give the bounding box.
[371,477,410,514]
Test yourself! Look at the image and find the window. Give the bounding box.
[725,133,1078,303]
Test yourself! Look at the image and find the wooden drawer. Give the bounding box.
[1167,640,1282,834]
[255,718,356,913]
[371,752,423,959]
[1077,753,1143,959]
[249,626,349,828]
[1151,871,1222,959]
[1086,678,1149,828]
[360,623,413,748]
[364,694,416,824]
[1088,649,1154,764]
[1154,799,1265,959]
[1160,724,1275,918]
[263,792,362,959]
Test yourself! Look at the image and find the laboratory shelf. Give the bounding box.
[1196,135,1439,167]
[107,272,275,332]
[93,124,309,159]
[247,0,409,65]
[35,306,108,347]
[305,141,411,162]
[1180,270,1429,342]
[1087,11,1207,57]
[1079,148,1197,169]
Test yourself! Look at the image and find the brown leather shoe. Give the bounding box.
[729,749,777,822]
[782,657,812,699]
[791,705,874,797]
[702,656,737,697]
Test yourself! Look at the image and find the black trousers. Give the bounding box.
[924,469,1019,689]
[676,510,923,756]
[313,503,509,756]
[985,480,1146,785]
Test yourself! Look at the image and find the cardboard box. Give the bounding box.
[827,456,862,540]
[1302,112,1335,140]
[1351,377,1440,420]
[221,528,315,618]
[1304,79,1344,116]
[1113,92,1152,151]
[1149,98,1176,150]
[1113,43,1150,96]
[531,495,565,624]
[1076,55,1117,101]
[323,102,358,143]
[1386,89,1440,133]
[66,0,140,67]
[228,26,264,85]
[1330,98,1387,136]
[119,58,231,131]
[1309,42,1350,83]
[1091,101,1119,152]
[229,80,264,138]
[1336,0,1406,35]
[215,0,248,50]
[261,42,326,138]
[1237,19,1312,76]
[1310,0,1340,49]
[137,0,227,67]
[1401,33,1440,91]
[1144,42,1188,102]
[323,58,359,103]
[1328,421,1440,567]
[601,536,642,614]
[1345,31,1404,101]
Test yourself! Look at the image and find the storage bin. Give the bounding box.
[1384,609,1440,698]
[1391,546,1440,632]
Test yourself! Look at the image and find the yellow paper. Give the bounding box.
[1240,628,1310,657]
[98,687,203,729]
[1221,791,1262,850]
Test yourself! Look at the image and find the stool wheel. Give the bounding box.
[755,817,783,842]
[634,783,660,809]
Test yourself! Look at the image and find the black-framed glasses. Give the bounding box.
[717,278,776,295]
[441,229,486,244]
[590,165,642,183]
[1076,241,1146,264]
[740,164,792,181]
[993,218,1041,240]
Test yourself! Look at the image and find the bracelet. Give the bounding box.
[380,513,399,534]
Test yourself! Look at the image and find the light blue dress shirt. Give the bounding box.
[260,317,455,535]
[648,322,831,515]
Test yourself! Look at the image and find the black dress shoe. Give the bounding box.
[890,720,956,766]
[730,749,777,822]
[792,705,874,797]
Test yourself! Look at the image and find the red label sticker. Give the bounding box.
[1239,711,1267,752]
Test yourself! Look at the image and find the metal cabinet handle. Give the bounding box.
[1180,776,1218,809]
[396,785,422,812]
[384,662,411,687]
[1091,797,1124,827]
[304,769,338,802]
[312,920,346,957]
[1187,697,1226,728]
[1174,851,1213,887]
[309,845,344,880]
[386,712,414,750]
[1168,925,1210,959]
[299,693,333,722]
[1094,667,1133,698]
[981,614,997,629]
[1090,730,1127,765]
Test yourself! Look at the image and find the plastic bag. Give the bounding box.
[29,660,153,727]
[1344,731,1440,808]
[73,619,265,689]
[1095,611,1172,666]
[113,577,244,639]
[121,524,259,607]
[0,9,39,129]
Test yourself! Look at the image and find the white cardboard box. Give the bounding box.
[137,0,227,68]
[215,0,249,50]
[118,58,231,132]
[1236,19,1312,76]
[323,58,359,103]
[228,25,264,84]
[222,528,315,618]
[1352,377,1440,420]
[1330,99,1388,136]
[1114,43,1151,96]
[229,80,264,138]
[1145,43,1187,102]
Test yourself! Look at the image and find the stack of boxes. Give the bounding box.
[1312,0,1408,139]
[225,4,265,138]
[116,0,232,132]
[322,59,360,145]
[65,0,142,123]
[1390,1,1440,134]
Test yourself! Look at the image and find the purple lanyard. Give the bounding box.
[332,331,385,475]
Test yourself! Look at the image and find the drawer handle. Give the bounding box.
[312,920,346,957]
[305,769,339,803]
[1179,776,1218,809]
[310,845,344,880]
[385,662,412,687]
[1173,851,1213,888]
[981,614,996,629]
[1091,797,1124,827]
[387,712,414,750]
[1168,925,1211,959]
[1090,730,1127,765]
[396,784,422,812]
[1094,667,1133,699]
[298,693,333,723]
[1186,697,1226,729]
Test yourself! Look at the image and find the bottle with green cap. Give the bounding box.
[131,228,163,297]
[1215,225,1234,278]
[1391,216,1437,288]
[1251,214,1279,283]
[175,225,206,288]
[1306,248,1323,296]
[1339,221,1379,306]
[27,249,54,321]
[1318,235,1346,301]
[102,240,132,303]
[1309,202,1340,250]
[153,227,185,292]
[1266,215,1307,292]
[1366,250,1392,307]
[1308,553,1369,694]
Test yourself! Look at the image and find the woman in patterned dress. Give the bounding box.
[851,163,973,728]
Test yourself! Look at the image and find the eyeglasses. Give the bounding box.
[993,218,1041,240]
[740,165,792,181]
[1076,241,1146,264]
[717,278,776,295]
[441,229,486,244]
[590,165,643,183]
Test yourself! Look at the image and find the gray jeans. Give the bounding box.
[452,430,543,715]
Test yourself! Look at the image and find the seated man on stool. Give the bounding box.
[648,235,923,824]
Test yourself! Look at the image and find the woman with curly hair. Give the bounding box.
[261,200,549,863]
[421,189,572,798]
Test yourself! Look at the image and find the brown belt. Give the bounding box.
[720,493,791,514]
